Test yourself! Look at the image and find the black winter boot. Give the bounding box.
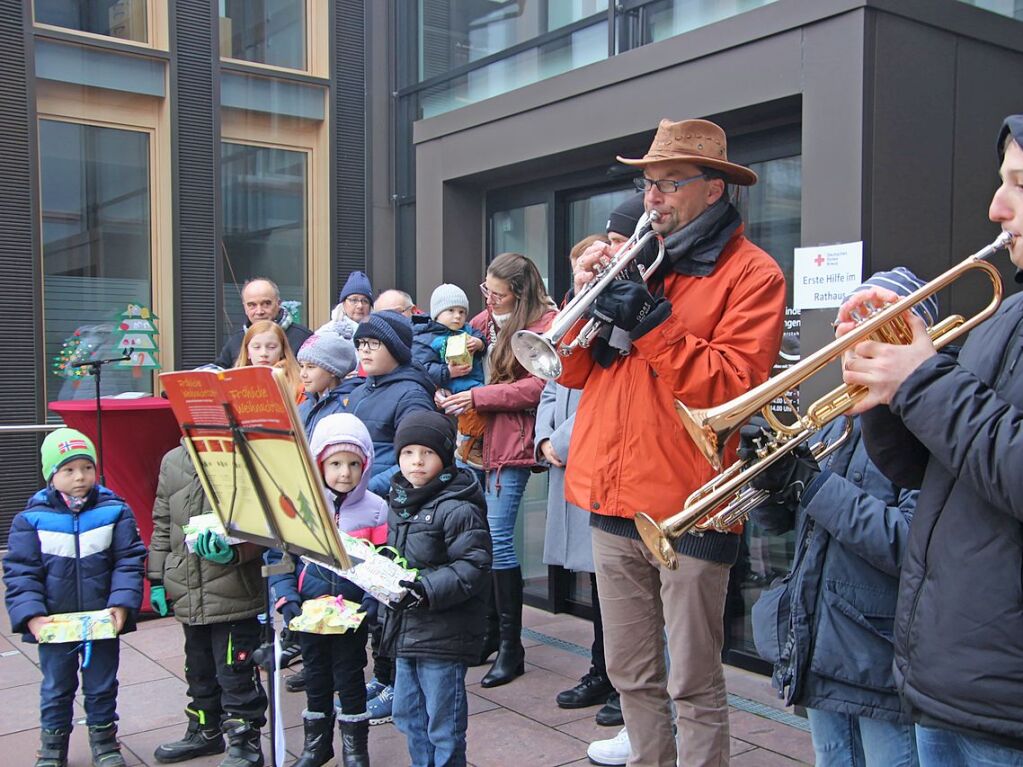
[339,719,370,767]
[154,709,225,763]
[285,667,307,693]
[480,567,525,688]
[471,581,500,666]
[291,710,334,767]
[34,728,70,767]
[88,723,126,767]
[219,718,264,767]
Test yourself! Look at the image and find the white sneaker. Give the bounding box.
[587,727,631,766]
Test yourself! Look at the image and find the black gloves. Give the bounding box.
[394,579,429,611]
[738,418,821,505]
[590,280,671,337]
[280,601,302,627]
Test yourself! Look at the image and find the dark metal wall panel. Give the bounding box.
[335,1,369,294]
[0,2,44,546]
[171,0,221,369]
[950,38,1023,318]
[864,11,956,291]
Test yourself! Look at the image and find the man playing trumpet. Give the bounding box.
[838,114,1023,766]
[559,118,785,767]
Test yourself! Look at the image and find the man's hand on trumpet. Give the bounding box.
[573,239,615,294]
[836,286,937,413]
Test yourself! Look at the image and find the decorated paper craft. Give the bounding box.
[37,609,117,644]
[304,534,418,607]
[51,330,97,387]
[182,512,244,553]
[444,333,473,367]
[288,595,365,635]
[112,304,160,376]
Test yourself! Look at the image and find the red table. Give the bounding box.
[49,397,182,613]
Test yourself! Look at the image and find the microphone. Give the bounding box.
[71,348,134,368]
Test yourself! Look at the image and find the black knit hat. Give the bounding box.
[354,310,413,365]
[394,411,456,465]
[606,193,646,237]
[998,114,1023,162]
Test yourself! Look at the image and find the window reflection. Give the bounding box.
[36,0,149,43]
[491,203,549,291]
[221,142,308,340]
[220,0,306,71]
[41,120,152,401]
[957,0,1023,20]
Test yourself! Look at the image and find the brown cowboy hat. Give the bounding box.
[617,118,758,186]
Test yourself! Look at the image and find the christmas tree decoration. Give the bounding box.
[52,330,97,389]
[111,304,160,377]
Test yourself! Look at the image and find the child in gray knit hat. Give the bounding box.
[296,333,359,435]
[411,284,488,466]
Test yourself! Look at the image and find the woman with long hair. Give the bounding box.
[439,252,557,688]
[234,319,304,401]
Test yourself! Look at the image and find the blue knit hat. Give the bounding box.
[339,270,374,303]
[297,333,357,379]
[354,310,413,365]
[849,267,937,326]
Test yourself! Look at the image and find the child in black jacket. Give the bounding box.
[380,411,491,767]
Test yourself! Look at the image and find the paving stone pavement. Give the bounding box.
[0,605,813,766]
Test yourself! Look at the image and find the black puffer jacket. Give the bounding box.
[380,468,491,664]
[861,291,1023,749]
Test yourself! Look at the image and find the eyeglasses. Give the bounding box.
[355,338,382,351]
[633,174,706,194]
[479,282,509,302]
[345,296,371,306]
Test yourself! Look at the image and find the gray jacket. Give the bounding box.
[862,291,1023,748]
[534,379,593,572]
[147,445,265,625]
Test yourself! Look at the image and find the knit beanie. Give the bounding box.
[998,114,1023,162]
[353,310,413,365]
[848,267,938,326]
[41,428,97,480]
[430,283,469,320]
[606,193,647,237]
[394,411,456,465]
[297,333,357,379]
[339,270,374,303]
[318,440,367,468]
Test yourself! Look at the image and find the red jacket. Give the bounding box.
[559,229,785,524]
[470,308,558,471]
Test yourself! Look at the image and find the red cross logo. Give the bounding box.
[814,254,825,267]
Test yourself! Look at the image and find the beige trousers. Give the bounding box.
[592,528,731,767]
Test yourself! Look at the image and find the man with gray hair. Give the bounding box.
[374,289,417,317]
[214,277,312,368]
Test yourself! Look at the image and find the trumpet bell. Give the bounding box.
[674,400,724,472]
[511,330,563,380]
[634,512,679,570]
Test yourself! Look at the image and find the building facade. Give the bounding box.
[1,0,1022,668]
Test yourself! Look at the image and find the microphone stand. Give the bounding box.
[70,349,133,486]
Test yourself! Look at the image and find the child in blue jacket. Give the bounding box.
[4,428,146,767]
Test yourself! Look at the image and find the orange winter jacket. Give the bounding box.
[559,229,785,525]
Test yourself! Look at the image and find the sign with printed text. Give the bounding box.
[792,241,864,311]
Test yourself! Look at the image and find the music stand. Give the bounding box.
[161,366,349,766]
[70,350,131,485]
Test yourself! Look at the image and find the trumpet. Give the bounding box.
[635,230,1013,570]
[511,210,665,380]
